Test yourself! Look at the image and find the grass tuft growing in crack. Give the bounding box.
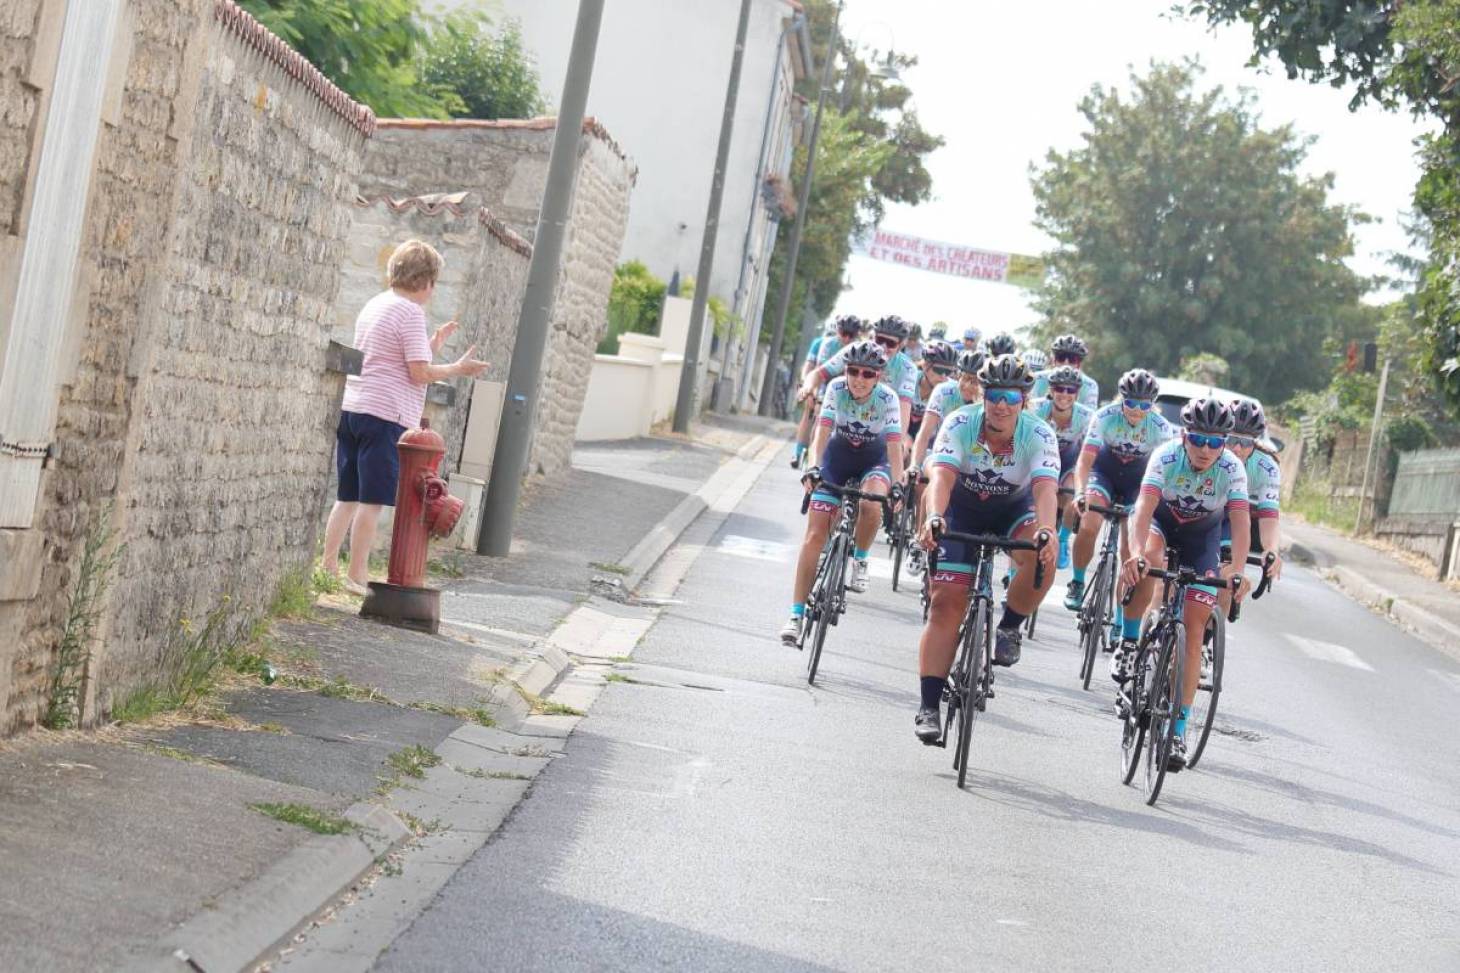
[44,506,124,729]
[376,744,442,795]
[250,802,353,835]
[409,700,496,727]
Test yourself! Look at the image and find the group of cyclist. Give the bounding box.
[782,314,1284,773]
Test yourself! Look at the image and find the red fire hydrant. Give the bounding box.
[359,419,464,633]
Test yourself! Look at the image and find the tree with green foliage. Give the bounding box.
[420,13,546,120]
[1028,61,1370,403]
[763,0,944,347]
[599,261,667,354]
[1182,0,1460,414]
[240,0,448,118]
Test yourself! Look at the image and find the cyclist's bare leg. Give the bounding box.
[854,479,889,553]
[1072,487,1106,571]
[1180,595,1214,707]
[919,582,971,679]
[1006,523,1055,614]
[793,507,834,604]
[795,397,816,452]
[1124,530,1166,635]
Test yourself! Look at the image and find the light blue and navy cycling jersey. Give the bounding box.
[811,378,901,508]
[1082,402,1175,502]
[919,378,971,457]
[819,346,919,404]
[928,406,1060,579]
[1140,439,1249,585]
[1033,398,1094,476]
[1244,450,1282,520]
[814,335,847,368]
[804,335,824,370]
[1032,368,1100,411]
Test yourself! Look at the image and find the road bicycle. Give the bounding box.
[1118,549,1244,805]
[796,478,892,685]
[928,526,1048,789]
[885,470,922,593]
[1075,499,1131,690]
[1187,551,1276,769]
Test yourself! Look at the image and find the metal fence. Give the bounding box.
[1387,447,1460,519]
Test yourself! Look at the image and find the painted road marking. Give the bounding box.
[718,534,793,562]
[1286,634,1376,671]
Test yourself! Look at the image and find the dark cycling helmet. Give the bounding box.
[907,323,923,341]
[841,339,889,371]
[1230,396,1266,437]
[985,333,1017,357]
[920,340,958,370]
[1023,349,1048,372]
[1181,396,1236,435]
[1050,334,1089,358]
[872,315,910,340]
[1118,368,1160,401]
[978,353,1035,391]
[834,314,863,335]
[956,348,986,376]
[1045,365,1082,390]
[928,324,948,339]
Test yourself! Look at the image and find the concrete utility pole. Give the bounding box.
[673,0,754,433]
[477,0,604,557]
[1354,356,1392,535]
[760,0,842,416]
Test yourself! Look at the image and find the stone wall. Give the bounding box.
[358,118,635,476]
[337,192,532,471]
[0,0,44,240]
[0,0,373,731]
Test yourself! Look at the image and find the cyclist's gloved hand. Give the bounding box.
[1121,554,1147,589]
[888,484,904,507]
[1033,527,1056,570]
[800,466,822,490]
[918,514,945,551]
[1075,494,1089,515]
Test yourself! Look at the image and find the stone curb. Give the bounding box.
[618,431,781,593]
[146,803,412,972]
[1320,563,1460,664]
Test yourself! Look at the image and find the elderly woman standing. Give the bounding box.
[322,239,488,594]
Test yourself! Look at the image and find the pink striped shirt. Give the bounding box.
[341,291,433,427]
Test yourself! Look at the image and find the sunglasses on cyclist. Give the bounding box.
[1227,435,1255,449]
[1186,432,1227,449]
[1050,384,1079,395]
[873,334,900,349]
[929,366,954,378]
[1053,353,1083,365]
[846,366,881,380]
[1123,398,1153,411]
[984,388,1023,406]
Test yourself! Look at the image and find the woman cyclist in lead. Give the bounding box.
[1118,397,1251,771]
[911,355,1059,742]
[780,340,906,644]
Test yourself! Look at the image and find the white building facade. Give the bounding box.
[476,0,812,405]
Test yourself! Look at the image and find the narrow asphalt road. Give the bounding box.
[379,451,1460,972]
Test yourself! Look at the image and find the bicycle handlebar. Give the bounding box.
[1086,503,1131,520]
[1121,567,1241,608]
[799,476,894,515]
[927,525,1051,590]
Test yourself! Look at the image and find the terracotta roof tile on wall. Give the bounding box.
[214,0,376,137]
[354,193,534,258]
[375,115,633,170]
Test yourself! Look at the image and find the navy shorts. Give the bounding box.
[336,411,407,506]
[1087,450,1146,506]
[929,489,1035,587]
[1151,505,1223,597]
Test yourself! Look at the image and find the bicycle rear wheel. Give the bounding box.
[955,599,990,789]
[1187,613,1224,769]
[807,535,846,685]
[890,505,909,593]
[1079,558,1110,690]
[1143,624,1183,805]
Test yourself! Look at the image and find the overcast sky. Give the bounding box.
[829,0,1431,337]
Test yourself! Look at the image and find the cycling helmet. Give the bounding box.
[1045,365,1082,390]
[978,353,1035,391]
[985,333,1017,357]
[1181,396,1236,435]
[1117,368,1160,401]
[872,315,910,340]
[1023,349,1048,372]
[920,340,957,370]
[1050,334,1089,358]
[841,339,889,371]
[834,314,863,336]
[1229,396,1266,438]
[907,322,923,341]
[928,324,948,339]
[956,348,986,376]
[961,325,982,344]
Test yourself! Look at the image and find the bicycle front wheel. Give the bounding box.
[955,600,990,789]
[890,509,908,593]
[807,535,846,685]
[1143,623,1183,805]
[1079,559,1110,690]
[1119,637,1150,785]
[1187,613,1225,769]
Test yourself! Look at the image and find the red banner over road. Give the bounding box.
[852,229,1045,289]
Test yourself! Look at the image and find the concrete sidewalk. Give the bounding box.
[0,414,791,972]
[1287,519,1460,661]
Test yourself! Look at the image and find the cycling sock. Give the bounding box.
[1073,567,1087,584]
[1058,524,1072,545]
[998,607,1027,631]
[1122,615,1142,640]
[919,675,946,709]
[1174,705,1191,737]
[793,442,806,460]
[854,548,869,561]
[791,603,805,618]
